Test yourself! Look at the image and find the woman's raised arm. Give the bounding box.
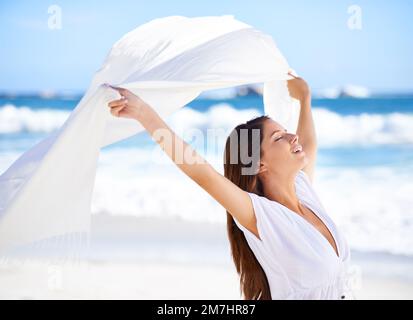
[287,75,318,183]
[106,86,260,238]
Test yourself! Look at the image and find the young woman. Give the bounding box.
[107,74,353,300]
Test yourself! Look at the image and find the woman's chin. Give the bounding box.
[292,150,308,165]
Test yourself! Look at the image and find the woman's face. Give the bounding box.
[258,119,308,176]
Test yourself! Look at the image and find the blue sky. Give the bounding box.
[0,0,412,92]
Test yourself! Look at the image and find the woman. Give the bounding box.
[106,74,353,300]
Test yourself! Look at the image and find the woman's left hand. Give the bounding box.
[287,73,311,103]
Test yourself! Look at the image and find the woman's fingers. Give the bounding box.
[108,97,128,108]
[110,105,125,117]
[108,97,128,117]
[105,84,132,117]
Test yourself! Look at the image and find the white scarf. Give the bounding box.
[0,15,299,257]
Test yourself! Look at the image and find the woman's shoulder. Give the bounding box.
[233,191,289,243]
[245,191,292,224]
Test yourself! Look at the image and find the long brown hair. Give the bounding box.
[223,115,271,300]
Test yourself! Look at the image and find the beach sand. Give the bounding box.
[1,214,412,300]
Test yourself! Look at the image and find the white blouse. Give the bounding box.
[233,169,354,300]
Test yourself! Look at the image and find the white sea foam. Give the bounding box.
[2,103,413,147]
[0,104,69,133]
[168,105,413,147]
[167,102,261,131]
[314,108,413,146]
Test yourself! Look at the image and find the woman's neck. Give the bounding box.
[261,171,300,211]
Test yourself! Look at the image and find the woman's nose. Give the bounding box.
[290,134,299,144]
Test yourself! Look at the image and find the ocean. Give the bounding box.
[1,93,412,258]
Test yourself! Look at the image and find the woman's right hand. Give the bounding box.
[287,73,311,103]
[106,85,149,120]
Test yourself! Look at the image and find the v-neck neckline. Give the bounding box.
[265,196,341,260]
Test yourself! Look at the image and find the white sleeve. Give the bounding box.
[232,192,267,244]
[232,192,288,251]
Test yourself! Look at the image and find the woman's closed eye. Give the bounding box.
[274,136,282,142]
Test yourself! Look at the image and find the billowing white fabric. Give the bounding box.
[0,15,298,253]
[233,169,355,300]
